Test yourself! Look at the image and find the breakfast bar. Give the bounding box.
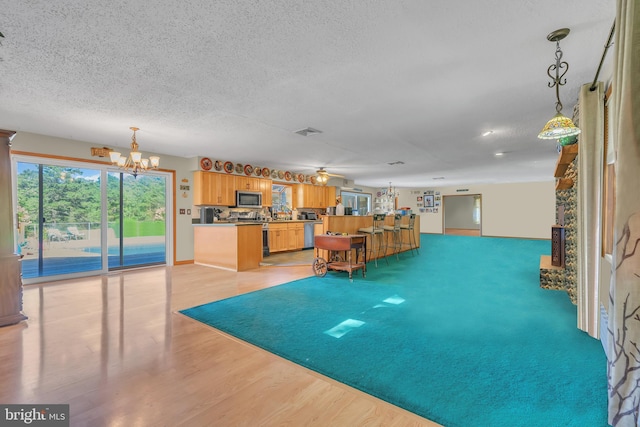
[318,214,420,261]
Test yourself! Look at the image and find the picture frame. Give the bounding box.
[424,194,434,207]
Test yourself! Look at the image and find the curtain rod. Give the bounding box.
[590,20,616,91]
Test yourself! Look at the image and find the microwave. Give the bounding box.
[236,191,262,208]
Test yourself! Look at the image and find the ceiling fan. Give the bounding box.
[316,167,344,178]
[316,167,344,186]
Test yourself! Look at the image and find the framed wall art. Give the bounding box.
[424,194,434,208]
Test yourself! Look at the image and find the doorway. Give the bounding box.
[443,194,482,236]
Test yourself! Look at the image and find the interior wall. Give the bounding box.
[444,195,480,230]
[9,131,197,263]
[396,181,555,239]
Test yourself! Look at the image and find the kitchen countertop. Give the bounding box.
[193,219,322,226]
[193,222,262,226]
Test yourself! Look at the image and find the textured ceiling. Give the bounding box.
[0,1,615,188]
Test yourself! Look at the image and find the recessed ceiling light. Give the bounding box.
[482,130,494,137]
[495,152,505,157]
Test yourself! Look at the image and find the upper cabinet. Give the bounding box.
[293,184,336,209]
[236,176,260,192]
[260,179,273,206]
[193,171,273,207]
[193,171,235,206]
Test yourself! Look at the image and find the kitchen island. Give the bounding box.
[193,223,263,272]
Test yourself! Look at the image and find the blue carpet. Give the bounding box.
[181,235,608,427]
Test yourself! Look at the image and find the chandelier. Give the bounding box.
[387,182,398,197]
[109,127,160,178]
[538,28,581,140]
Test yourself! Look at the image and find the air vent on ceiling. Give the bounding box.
[294,127,323,136]
[387,161,405,165]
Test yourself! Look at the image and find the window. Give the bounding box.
[340,191,371,215]
[272,184,291,213]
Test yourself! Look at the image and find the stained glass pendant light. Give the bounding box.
[538,28,581,140]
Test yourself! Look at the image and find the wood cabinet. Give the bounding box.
[194,224,262,271]
[293,184,336,209]
[236,176,260,191]
[193,171,235,206]
[288,222,304,250]
[194,172,272,207]
[324,186,336,208]
[269,222,305,253]
[260,178,273,206]
[268,223,288,253]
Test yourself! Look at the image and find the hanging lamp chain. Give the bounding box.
[130,127,139,152]
[546,41,569,114]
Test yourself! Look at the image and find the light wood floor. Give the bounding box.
[0,264,440,426]
[444,228,481,236]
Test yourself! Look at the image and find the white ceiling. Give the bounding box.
[0,1,615,188]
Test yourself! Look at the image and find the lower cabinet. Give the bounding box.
[269,222,305,253]
[269,223,287,253]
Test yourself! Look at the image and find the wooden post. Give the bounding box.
[0,129,27,327]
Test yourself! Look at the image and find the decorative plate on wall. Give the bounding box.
[254,167,262,176]
[223,161,234,174]
[262,167,270,178]
[200,157,212,171]
[235,163,243,174]
[278,170,285,179]
[244,164,253,175]
[214,160,223,171]
[271,170,278,179]
[284,171,292,181]
[297,173,304,183]
[309,176,317,185]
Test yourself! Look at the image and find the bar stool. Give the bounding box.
[382,214,402,260]
[400,213,419,255]
[358,214,387,266]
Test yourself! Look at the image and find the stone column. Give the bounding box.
[0,129,27,326]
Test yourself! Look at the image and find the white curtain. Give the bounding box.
[607,1,640,425]
[576,82,604,338]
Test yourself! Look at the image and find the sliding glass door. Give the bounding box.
[15,158,168,281]
[16,162,103,279]
[107,172,166,269]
